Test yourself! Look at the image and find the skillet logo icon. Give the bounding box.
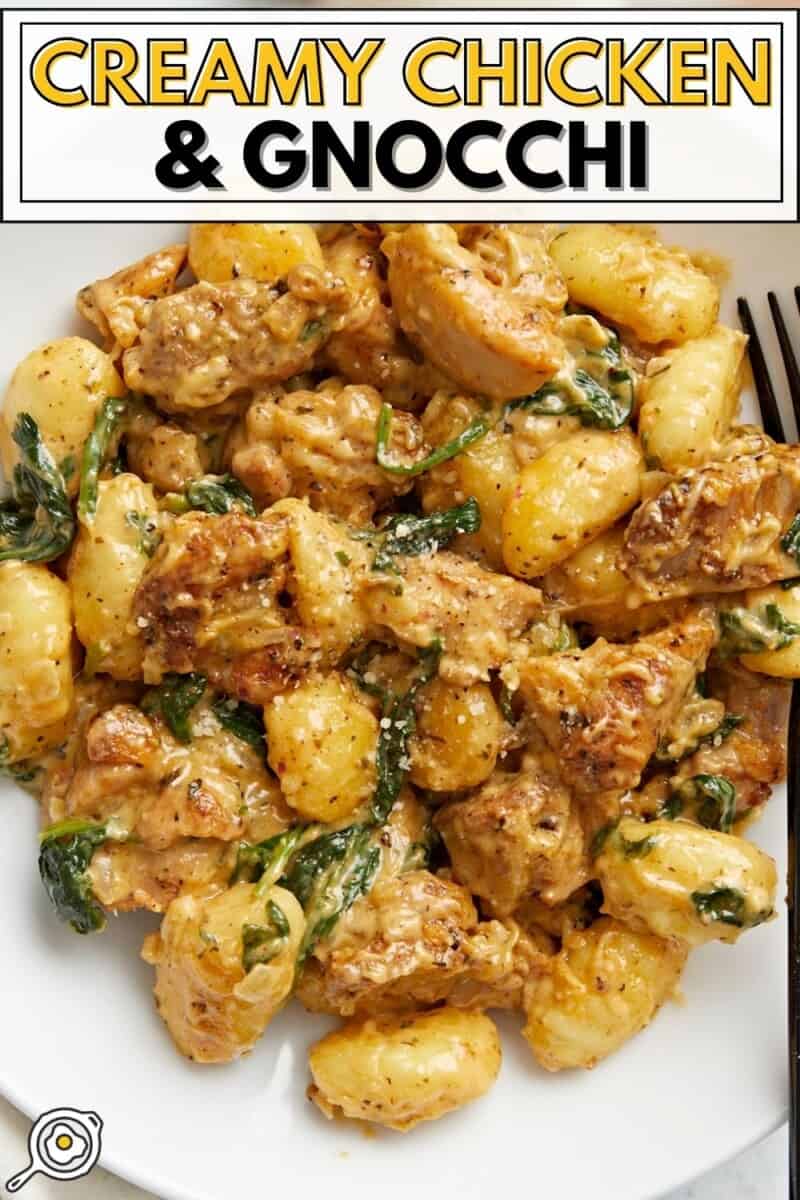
[5,1107,103,1192]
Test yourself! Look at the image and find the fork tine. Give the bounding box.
[768,292,800,435]
[738,297,786,442]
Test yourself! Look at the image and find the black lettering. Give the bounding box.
[446,120,503,189]
[506,120,564,190]
[243,120,305,188]
[375,120,442,188]
[630,120,649,189]
[312,121,371,188]
[568,120,623,188]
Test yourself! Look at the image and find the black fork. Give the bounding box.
[738,288,800,1199]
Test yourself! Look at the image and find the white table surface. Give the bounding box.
[0,1095,786,1199]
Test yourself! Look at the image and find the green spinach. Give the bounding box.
[232,826,312,889]
[370,640,442,823]
[506,323,633,430]
[670,774,737,834]
[376,402,490,478]
[141,672,207,742]
[241,899,290,972]
[281,823,381,967]
[78,395,128,523]
[781,512,800,567]
[691,886,747,927]
[125,510,160,557]
[38,819,109,934]
[0,414,74,562]
[366,498,481,574]
[212,696,266,753]
[719,604,800,656]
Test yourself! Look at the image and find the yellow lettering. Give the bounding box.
[607,39,665,104]
[670,39,707,104]
[546,39,603,106]
[714,38,770,104]
[465,38,517,105]
[404,38,460,106]
[30,38,88,106]
[190,40,249,105]
[323,38,383,105]
[92,40,143,106]
[251,40,322,106]
[149,39,187,104]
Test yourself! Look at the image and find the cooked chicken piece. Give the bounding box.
[360,551,542,686]
[126,422,208,493]
[322,228,449,409]
[654,689,727,763]
[133,508,309,695]
[53,701,292,851]
[142,881,305,1063]
[229,379,426,522]
[123,267,352,413]
[76,244,188,352]
[676,662,789,816]
[439,921,554,1011]
[89,838,236,913]
[514,883,604,944]
[622,446,800,600]
[436,765,587,915]
[296,870,516,1018]
[383,224,566,400]
[518,606,718,800]
[40,677,142,825]
[133,504,374,702]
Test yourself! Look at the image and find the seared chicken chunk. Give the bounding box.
[230,378,426,522]
[133,504,375,702]
[322,228,449,409]
[77,243,188,352]
[361,550,542,685]
[89,838,235,914]
[384,224,566,400]
[133,509,317,698]
[123,268,352,413]
[296,870,516,1018]
[126,422,208,493]
[677,662,789,816]
[51,701,291,851]
[518,606,717,799]
[622,446,800,599]
[436,765,587,915]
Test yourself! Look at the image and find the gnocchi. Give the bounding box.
[639,325,747,471]
[502,429,644,578]
[1,337,125,494]
[264,672,378,822]
[550,225,719,344]
[0,562,74,761]
[68,473,159,679]
[308,1007,501,1131]
[523,917,686,1071]
[596,818,777,946]
[189,222,324,284]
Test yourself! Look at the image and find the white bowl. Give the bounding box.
[0,221,795,1200]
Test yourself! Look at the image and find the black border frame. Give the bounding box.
[2,6,798,223]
